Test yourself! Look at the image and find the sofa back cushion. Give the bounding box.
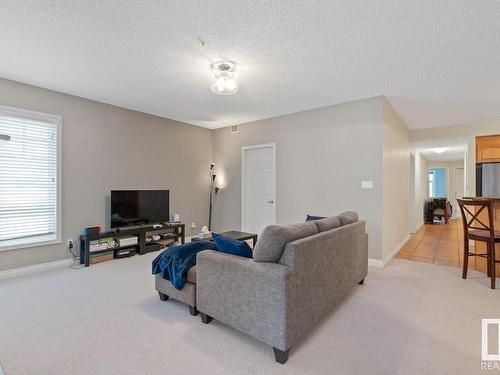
[253,222,318,262]
[338,211,359,226]
[314,216,341,232]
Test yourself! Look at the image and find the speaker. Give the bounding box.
[84,227,100,239]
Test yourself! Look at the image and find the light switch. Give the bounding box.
[361,181,373,189]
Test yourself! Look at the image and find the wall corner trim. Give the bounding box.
[369,234,411,269]
[368,258,384,268]
[0,258,74,281]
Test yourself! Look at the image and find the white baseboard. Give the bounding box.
[412,222,423,234]
[368,258,384,268]
[383,234,411,267]
[369,234,411,269]
[0,258,74,281]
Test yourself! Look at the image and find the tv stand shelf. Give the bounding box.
[79,223,185,267]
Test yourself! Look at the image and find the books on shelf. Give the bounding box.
[118,236,138,247]
[89,237,117,252]
[90,250,113,264]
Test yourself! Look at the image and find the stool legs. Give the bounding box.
[487,242,492,278]
[462,235,469,279]
[491,244,496,290]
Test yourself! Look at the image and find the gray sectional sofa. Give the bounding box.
[196,212,368,363]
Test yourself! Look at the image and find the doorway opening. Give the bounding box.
[397,142,467,268]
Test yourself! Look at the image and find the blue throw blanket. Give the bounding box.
[152,241,217,290]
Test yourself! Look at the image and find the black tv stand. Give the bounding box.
[79,223,185,267]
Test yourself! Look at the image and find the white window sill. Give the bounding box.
[0,235,61,252]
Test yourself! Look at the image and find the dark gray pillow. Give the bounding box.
[338,211,359,226]
[315,216,341,232]
[253,222,318,262]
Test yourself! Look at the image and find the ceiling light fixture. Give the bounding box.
[434,148,446,154]
[210,61,238,95]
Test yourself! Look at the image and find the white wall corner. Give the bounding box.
[384,234,410,267]
[369,234,411,269]
[368,258,384,268]
[0,258,74,281]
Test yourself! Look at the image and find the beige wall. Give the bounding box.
[413,151,428,231]
[0,78,213,271]
[382,99,412,260]
[212,97,385,260]
[1,84,423,270]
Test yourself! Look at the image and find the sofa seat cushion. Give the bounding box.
[253,222,318,262]
[338,211,359,226]
[187,266,196,284]
[315,216,341,232]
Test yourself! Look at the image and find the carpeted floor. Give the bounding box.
[0,254,498,375]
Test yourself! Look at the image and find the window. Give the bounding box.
[0,105,61,251]
[429,167,446,198]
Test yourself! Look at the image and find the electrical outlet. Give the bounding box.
[191,222,197,229]
[67,239,74,249]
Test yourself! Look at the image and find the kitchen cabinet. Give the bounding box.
[476,134,500,163]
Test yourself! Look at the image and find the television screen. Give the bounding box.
[111,190,170,228]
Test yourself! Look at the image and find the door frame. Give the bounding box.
[241,143,276,232]
[409,153,416,233]
[454,166,465,218]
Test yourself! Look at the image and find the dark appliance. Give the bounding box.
[111,190,170,228]
[476,163,500,198]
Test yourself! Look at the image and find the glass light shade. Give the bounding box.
[210,71,238,95]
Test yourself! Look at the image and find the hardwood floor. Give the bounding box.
[395,219,471,268]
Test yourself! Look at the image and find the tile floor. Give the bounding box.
[395,219,471,268]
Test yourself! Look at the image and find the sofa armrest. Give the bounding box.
[277,221,368,343]
[196,250,295,351]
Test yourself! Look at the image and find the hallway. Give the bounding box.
[395,220,471,268]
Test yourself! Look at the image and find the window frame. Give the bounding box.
[0,104,62,252]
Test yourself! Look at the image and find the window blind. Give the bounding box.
[0,114,58,246]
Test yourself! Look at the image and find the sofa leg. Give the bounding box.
[200,313,213,324]
[273,347,289,364]
[189,305,199,316]
[359,278,365,285]
[158,291,169,301]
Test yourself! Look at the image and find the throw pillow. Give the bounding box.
[306,214,326,222]
[212,233,253,258]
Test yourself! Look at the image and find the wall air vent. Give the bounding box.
[230,124,240,134]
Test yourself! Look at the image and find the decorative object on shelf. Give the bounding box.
[198,225,211,239]
[208,163,221,231]
[83,226,100,238]
[210,61,238,95]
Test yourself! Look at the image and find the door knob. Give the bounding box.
[267,200,274,204]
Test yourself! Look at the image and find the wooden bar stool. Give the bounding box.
[457,198,499,289]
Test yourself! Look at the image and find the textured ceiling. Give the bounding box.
[1,1,500,129]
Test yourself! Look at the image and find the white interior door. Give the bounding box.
[455,167,465,217]
[242,144,276,234]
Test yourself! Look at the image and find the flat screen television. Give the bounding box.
[111,190,170,228]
